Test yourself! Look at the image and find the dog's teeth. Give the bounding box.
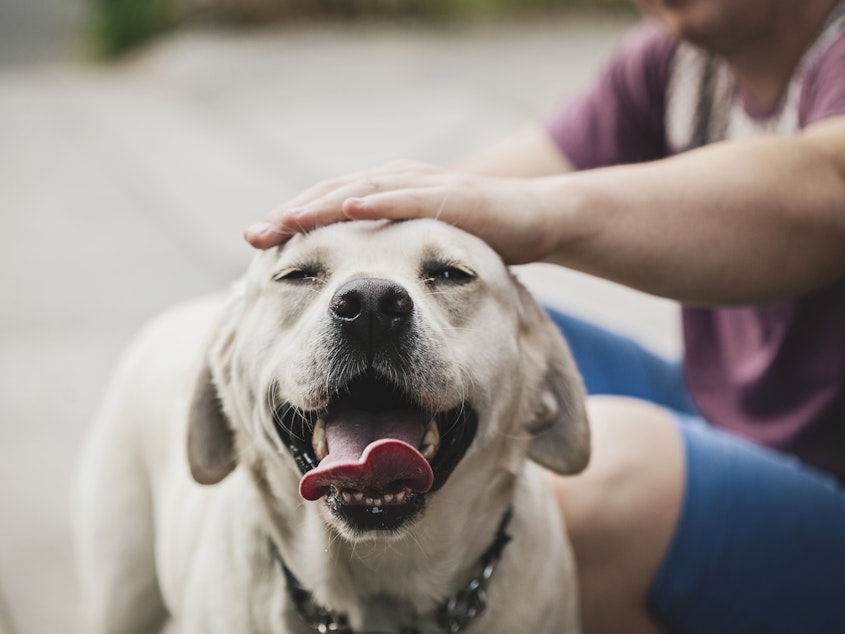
[421,420,440,461]
[312,419,328,460]
[425,419,440,444]
[313,417,325,435]
[338,490,407,506]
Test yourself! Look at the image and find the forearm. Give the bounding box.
[543,122,845,304]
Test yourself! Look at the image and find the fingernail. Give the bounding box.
[287,206,309,218]
[244,221,282,243]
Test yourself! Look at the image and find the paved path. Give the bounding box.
[0,13,681,633]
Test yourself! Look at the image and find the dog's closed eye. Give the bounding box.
[422,263,476,286]
[273,265,324,284]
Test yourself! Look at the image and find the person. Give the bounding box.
[244,0,845,632]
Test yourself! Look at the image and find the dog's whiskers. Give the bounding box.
[434,194,449,222]
[405,528,428,560]
[274,402,315,443]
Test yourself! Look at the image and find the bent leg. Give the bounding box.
[550,396,845,634]
[648,415,845,634]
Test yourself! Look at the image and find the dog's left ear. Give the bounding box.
[516,281,590,475]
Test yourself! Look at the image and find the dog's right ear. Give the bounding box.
[187,292,243,485]
[188,364,237,485]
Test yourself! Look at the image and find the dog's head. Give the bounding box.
[188,219,589,538]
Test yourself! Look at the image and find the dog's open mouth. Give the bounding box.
[273,372,477,530]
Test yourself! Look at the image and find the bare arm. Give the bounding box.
[540,116,845,304]
[246,116,845,305]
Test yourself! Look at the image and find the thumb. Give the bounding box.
[342,190,447,222]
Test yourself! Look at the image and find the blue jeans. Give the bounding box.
[546,307,845,634]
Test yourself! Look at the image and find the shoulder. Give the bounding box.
[544,21,679,169]
[616,19,678,61]
[610,20,679,92]
[800,16,845,125]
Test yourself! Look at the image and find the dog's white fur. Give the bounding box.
[73,219,590,633]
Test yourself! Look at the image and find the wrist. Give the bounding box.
[529,174,596,267]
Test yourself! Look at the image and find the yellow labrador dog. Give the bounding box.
[74,219,590,634]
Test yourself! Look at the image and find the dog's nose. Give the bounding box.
[330,278,414,353]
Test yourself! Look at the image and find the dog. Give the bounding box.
[73,218,590,633]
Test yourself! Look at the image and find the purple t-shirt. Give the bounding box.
[546,12,845,479]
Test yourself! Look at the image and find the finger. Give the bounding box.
[279,160,437,211]
[343,185,530,265]
[295,163,445,214]
[279,168,375,210]
[243,220,294,249]
[246,177,381,249]
[245,162,446,249]
[342,187,462,223]
[245,202,355,249]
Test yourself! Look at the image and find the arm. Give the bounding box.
[246,115,845,305]
[538,115,845,304]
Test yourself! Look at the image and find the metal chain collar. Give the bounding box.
[271,507,513,634]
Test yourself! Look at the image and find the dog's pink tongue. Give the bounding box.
[299,409,434,502]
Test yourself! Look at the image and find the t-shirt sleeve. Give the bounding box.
[800,32,845,126]
[545,21,677,170]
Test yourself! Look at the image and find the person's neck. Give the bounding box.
[725,0,839,111]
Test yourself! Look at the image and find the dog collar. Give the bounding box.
[270,507,514,634]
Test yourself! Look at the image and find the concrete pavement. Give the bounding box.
[0,12,680,633]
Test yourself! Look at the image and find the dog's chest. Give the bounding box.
[267,529,570,633]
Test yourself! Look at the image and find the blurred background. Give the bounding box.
[0,1,679,632]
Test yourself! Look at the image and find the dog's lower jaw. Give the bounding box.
[324,486,427,535]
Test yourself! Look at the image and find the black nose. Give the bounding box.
[330,278,414,356]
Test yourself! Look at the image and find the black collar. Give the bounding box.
[270,507,514,634]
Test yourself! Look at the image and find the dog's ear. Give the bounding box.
[188,364,237,485]
[516,282,590,475]
[187,292,242,485]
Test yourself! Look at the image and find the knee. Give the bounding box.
[549,396,685,581]
[568,396,681,490]
[583,395,683,490]
[547,397,684,633]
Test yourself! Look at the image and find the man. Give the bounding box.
[245,1,845,631]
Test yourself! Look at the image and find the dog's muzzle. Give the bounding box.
[272,278,478,532]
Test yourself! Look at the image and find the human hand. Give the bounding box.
[244,160,563,265]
